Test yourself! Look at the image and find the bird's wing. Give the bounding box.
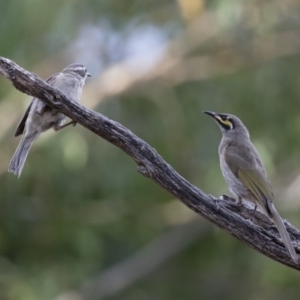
[14,73,59,137]
[224,142,273,215]
[14,100,34,137]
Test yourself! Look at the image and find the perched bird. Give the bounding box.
[204,111,298,264]
[8,63,91,177]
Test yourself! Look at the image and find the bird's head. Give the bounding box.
[203,111,249,138]
[63,63,91,80]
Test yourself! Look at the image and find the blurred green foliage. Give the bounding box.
[1,0,300,299]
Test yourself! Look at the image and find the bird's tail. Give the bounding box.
[8,132,39,177]
[270,204,298,264]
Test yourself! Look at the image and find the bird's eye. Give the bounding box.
[217,115,234,130]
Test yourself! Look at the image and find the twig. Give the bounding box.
[0,56,299,270]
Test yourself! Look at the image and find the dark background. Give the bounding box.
[1,0,300,299]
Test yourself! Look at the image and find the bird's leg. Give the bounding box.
[248,205,257,222]
[54,120,77,131]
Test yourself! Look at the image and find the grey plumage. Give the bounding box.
[8,63,91,177]
[204,111,298,264]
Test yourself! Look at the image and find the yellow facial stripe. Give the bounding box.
[215,116,233,129]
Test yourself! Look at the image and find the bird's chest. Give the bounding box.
[218,148,249,198]
[53,74,81,103]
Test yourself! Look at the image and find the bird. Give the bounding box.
[203,110,298,264]
[8,63,91,177]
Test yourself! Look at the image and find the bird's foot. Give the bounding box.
[266,223,277,232]
[207,194,221,211]
[215,198,221,211]
[245,218,255,228]
[212,194,237,211]
[246,205,257,223]
[220,194,236,203]
[54,120,77,131]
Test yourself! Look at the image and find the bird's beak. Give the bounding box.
[203,110,217,118]
[87,72,92,77]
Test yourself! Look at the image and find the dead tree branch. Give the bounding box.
[0,57,299,270]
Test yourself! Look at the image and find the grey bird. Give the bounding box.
[204,111,298,264]
[8,63,91,177]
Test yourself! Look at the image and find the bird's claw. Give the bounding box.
[215,198,221,211]
[207,194,221,211]
[245,218,254,228]
[220,194,236,202]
